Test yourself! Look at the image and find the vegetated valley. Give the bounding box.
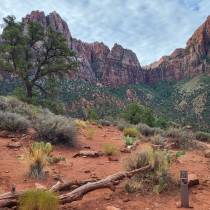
[1,73,210,132]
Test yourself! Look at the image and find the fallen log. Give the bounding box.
[72,150,104,158]
[0,165,151,207]
[59,164,151,204]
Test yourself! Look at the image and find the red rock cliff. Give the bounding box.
[144,16,210,84]
[101,43,145,87]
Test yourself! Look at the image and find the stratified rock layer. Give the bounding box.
[3,10,210,86]
[101,43,144,87]
[144,16,210,84]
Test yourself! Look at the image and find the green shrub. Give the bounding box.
[98,119,112,126]
[97,124,103,128]
[195,131,210,143]
[91,121,98,125]
[31,115,77,147]
[104,116,114,122]
[153,127,166,136]
[103,143,119,156]
[166,128,182,138]
[135,123,155,136]
[0,111,29,132]
[87,128,94,139]
[151,135,163,145]
[155,117,168,129]
[117,122,131,131]
[123,127,139,137]
[18,189,59,210]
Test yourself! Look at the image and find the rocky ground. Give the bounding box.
[1,125,210,210]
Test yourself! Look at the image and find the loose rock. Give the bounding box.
[35,183,47,190]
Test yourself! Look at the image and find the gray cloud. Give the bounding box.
[0,0,209,66]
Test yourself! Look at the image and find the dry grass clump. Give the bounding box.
[97,123,103,128]
[0,111,29,132]
[18,189,59,210]
[123,127,139,137]
[151,135,163,145]
[23,147,46,180]
[32,115,77,147]
[91,121,98,125]
[124,145,170,193]
[87,128,95,139]
[75,119,87,130]
[195,131,210,143]
[103,143,119,156]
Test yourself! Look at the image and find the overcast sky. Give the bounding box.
[0,0,210,66]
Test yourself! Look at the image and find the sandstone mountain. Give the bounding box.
[1,10,210,86]
[143,16,210,84]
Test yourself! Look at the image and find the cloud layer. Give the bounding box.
[0,0,210,66]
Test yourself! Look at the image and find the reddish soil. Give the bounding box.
[1,125,210,210]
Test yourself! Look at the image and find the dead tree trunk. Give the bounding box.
[0,165,151,207]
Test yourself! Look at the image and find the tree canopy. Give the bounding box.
[119,103,155,126]
[0,15,80,111]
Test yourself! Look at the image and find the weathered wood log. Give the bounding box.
[0,165,151,207]
[72,150,104,158]
[59,164,151,204]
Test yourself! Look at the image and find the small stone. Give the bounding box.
[101,135,106,137]
[204,150,210,158]
[84,170,90,173]
[5,171,10,173]
[7,142,22,148]
[175,201,181,208]
[123,197,130,202]
[188,174,199,187]
[7,134,15,138]
[108,156,119,161]
[13,149,18,151]
[106,206,121,210]
[35,183,47,190]
[106,161,110,163]
[83,145,91,149]
[23,179,26,181]
[11,138,17,142]
[120,148,131,153]
[104,194,111,200]
[83,156,87,158]
[22,134,25,137]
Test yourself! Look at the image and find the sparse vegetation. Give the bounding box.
[103,143,119,156]
[18,189,59,210]
[123,127,139,137]
[97,123,103,128]
[123,135,137,145]
[87,128,95,139]
[124,145,170,193]
[151,135,163,145]
[195,131,210,143]
[0,111,29,132]
[32,114,77,147]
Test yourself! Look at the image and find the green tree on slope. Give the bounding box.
[0,15,79,111]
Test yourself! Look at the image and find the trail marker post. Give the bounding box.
[180,170,189,208]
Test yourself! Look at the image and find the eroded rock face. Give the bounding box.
[144,16,210,84]
[2,10,210,86]
[101,43,145,87]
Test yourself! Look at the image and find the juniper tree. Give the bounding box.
[0,15,79,107]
